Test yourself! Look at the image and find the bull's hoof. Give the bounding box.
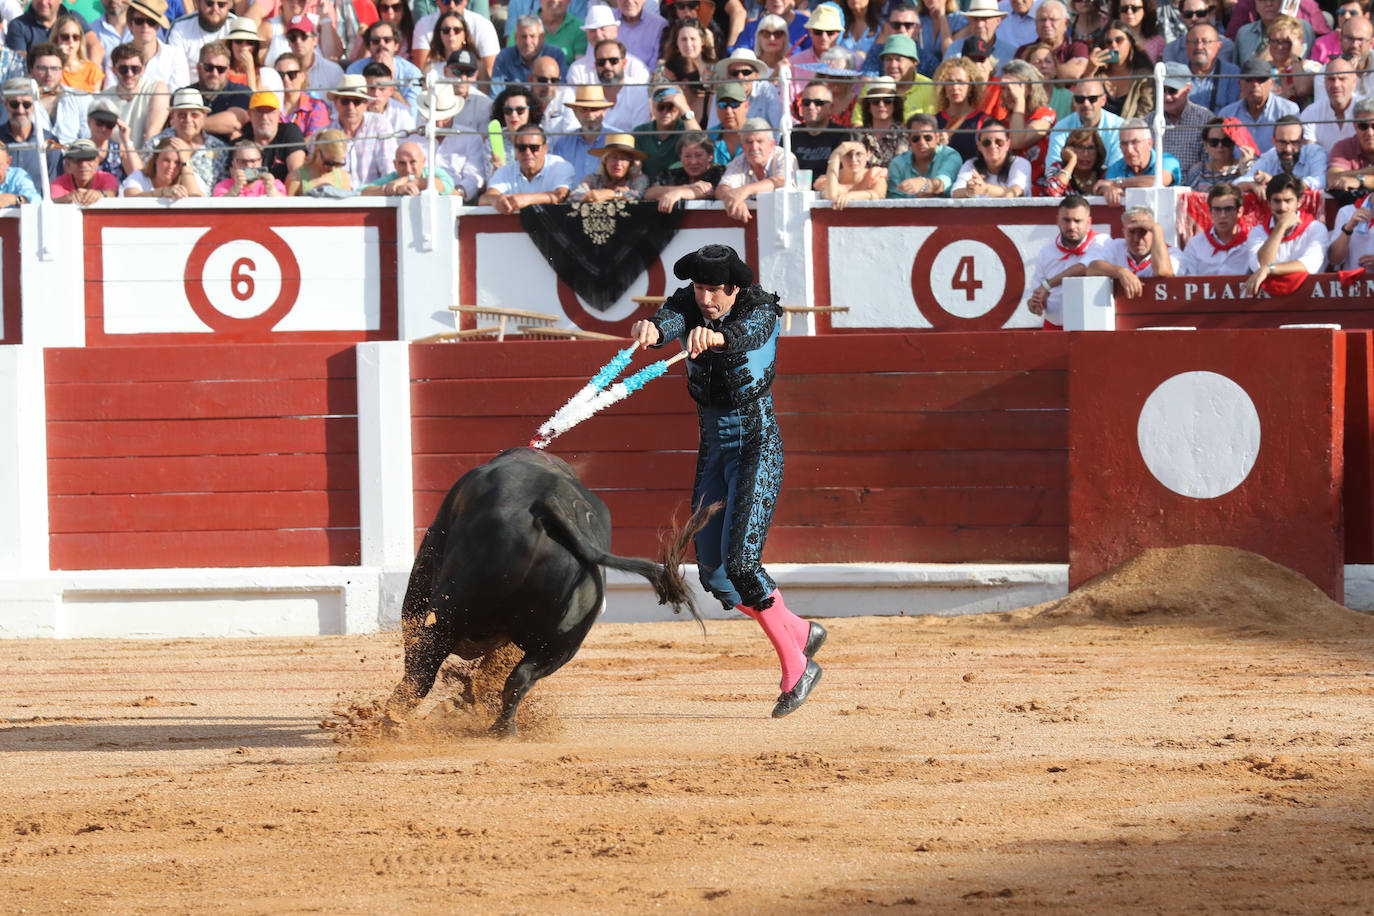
[488,718,518,739]
[771,660,822,719]
[803,622,827,659]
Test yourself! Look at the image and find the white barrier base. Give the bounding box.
[3,563,1371,638]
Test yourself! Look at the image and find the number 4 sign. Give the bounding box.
[910,227,1026,330]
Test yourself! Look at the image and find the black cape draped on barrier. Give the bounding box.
[519,200,684,311]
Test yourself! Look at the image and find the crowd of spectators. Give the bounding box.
[0,0,1366,254]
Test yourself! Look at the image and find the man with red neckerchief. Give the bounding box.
[1026,193,1109,328]
[1087,206,1180,299]
[1180,183,1251,276]
[1330,191,1374,273]
[1241,172,1328,298]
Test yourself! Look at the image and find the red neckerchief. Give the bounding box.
[1207,224,1250,255]
[1126,251,1152,275]
[1269,210,1315,243]
[1055,229,1096,260]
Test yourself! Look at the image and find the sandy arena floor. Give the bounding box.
[2,547,1374,915]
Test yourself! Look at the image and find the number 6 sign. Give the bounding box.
[909,226,1026,330]
[183,225,302,335]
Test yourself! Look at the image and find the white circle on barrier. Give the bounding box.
[927,240,1006,319]
[1136,371,1261,499]
[200,240,284,319]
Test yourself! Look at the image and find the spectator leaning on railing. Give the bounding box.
[1326,97,1374,201]
[361,140,457,196]
[479,124,575,213]
[52,138,120,205]
[213,139,288,196]
[887,112,959,198]
[122,135,205,198]
[1241,172,1328,298]
[1026,193,1109,329]
[1179,183,1252,276]
[715,115,795,223]
[0,140,40,206]
[1087,205,1180,297]
[643,129,724,212]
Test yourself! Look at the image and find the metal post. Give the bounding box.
[421,70,437,252]
[1151,61,1165,189]
[777,63,793,249]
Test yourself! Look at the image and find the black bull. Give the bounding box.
[386,447,716,736]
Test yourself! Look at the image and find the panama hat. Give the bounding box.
[591,133,647,160]
[714,48,772,80]
[418,82,464,121]
[860,76,899,99]
[965,0,1007,18]
[329,73,371,100]
[805,3,844,31]
[582,4,620,29]
[226,16,261,41]
[169,87,211,111]
[129,0,171,29]
[569,84,615,108]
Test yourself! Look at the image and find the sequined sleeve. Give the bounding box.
[718,287,781,354]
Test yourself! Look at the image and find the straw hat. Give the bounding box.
[591,133,647,160]
[714,48,772,80]
[129,0,170,29]
[329,73,371,100]
[964,0,1007,18]
[418,82,464,121]
[860,76,899,99]
[582,4,620,30]
[226,16,261,41]
[169,87,211,112]
[805,3,844,32]
[569,84,614,109]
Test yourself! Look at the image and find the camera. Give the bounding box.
[239,167,265,180]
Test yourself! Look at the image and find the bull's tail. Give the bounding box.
[537,500,720,632]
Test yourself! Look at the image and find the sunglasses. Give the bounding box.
[369,35,397,44]
[980,138,1007,147]
[888,19,917,29]
[504,105,529,114]
[1073,93,1102,103]
[336,96,366,106]
[912,131,936,141]
[323,158,347,167]
[116,63,144,75]
[287,31,312,40]
[1358,120,1374,131]
[1205,135,1234,146]
[595,56,623,65]
[533,75,560,83]
[441,25,465,33]
[130,14,158,25]
[812,28,841,35]
[799,97,830,106]
[1107,34,1128,44]
[1118,3,1143,10]
[654,102,677,112]
[1162,85,1182,96]
[674,1,700,7]
[728,67,755,77]
[379,1,403,8]
[277,68,301,79]
[6,100,31,110]
[868,97,894,104]
[716,98,744,109]
[513,142,543,151]
[199,62,229,73]
[203,0,231,7]
[57,32,82,41]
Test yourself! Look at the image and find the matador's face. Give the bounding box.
[693,282,739,323]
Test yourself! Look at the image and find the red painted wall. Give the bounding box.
[0,217,20,346]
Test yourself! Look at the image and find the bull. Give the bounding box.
[385,447,714,737]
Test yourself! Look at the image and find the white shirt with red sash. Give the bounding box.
[1180,224,1253,276]
[1099,238,1181,278]
[1334,196,1374,272]
[1029,229,1111,327]
[1245,211,1328,275]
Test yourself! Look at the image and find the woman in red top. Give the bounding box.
[998,59,1057,186]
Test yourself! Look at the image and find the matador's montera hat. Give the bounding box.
[674,245,754,288]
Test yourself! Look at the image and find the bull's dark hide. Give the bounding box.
[519,200,683,311]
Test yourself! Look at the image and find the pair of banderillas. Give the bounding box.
[530,342,688,449]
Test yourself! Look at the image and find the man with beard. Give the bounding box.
[1241,172,1327,298]
[167,0,234,73]
[551,83,610,181]
[1241,116,1327,198]
[591,38,650,133]
[1026,194,1109,329]
[0,78,62,182]
[188,41,252,142]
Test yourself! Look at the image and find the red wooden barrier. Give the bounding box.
[411,333,1071,563]
[1115,274,1374,330]
[1345,331,1374,564]
[45,343,361,569]
[1068,329,1346,598]
[0,217,20,346]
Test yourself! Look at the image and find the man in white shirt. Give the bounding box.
[167,0,234,73]
[1180,183,1253,276]
[1241,172,1329,297]
[1087,206,1180,298]
[566,5,649,85]
[1329,194,1374,272]
[1027,193,1110,328]
[1302,57,1358,150]
[413,0,501,75]
[1241,115,1328,196]
[480,125,575,212]
[284,17,343,102]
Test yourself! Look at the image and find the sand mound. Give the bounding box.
[1017,545,1374,637]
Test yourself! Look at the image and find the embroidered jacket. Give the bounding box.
[648,283,784,409]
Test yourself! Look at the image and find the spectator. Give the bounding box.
[190,41,253,142]
[1240,114,1326,196]
[1045,77,1125,171]
[1183,23,1237,113]
[569,132,649,201]
[1234,0,1314,65]
[933,55,988,163]
[265,0,335,64]
[887,112,960,197]
[113,0,190,95]
[1087,205,1179,297]
[1302,57,1356,151]
[421,12,478,84]
[26,43,86,147]
[857,3,941,78]
[944,0,1017,67]
[839,0,882,62]
[1178,183,1251,275]
[0,140,40,205]
[365,0,416,60]
[817,139,885,207]
[274,52,330,137]
[1226,0,1328,45]
[551,83,608,180]
[1327,98,1374,200]
[224,16,283,98]
[167,0,234,73]
[154,86,229,188]
[918,0,964,59]
[812,47,862,127]
[212,139,287,195]
[786,2,844,92]
[1329,189,1374,273]
[1311,0,1363,64]
[92,0,132,61]
[491,15,567,93]
[286,127,352,194]
[999,0,1039,51]
[1324,13,1374,102]
[446,50,494,134]
[659,52,711,122]
[616,0,667,70]
[284,17,343,103]
[709,80,751,164]
[1109,0,1163,61]
[644,129,724,211]
[952,118,1031,197]
[1019,41,1073,118]
[1070,0,1109,48]
[0,78,61,182]
[243,91,307,181]
[659,17,718,87]
[631,84,701,180]
[1159,60,1209,177]
[1038,126,1107,195]
[412,0,500,76]
[52,138,119,204]
[480,125,575,212]
[999,58,1056,183]
[1018,0,1090,82]
[1185,115,1254,191]
[851,76,908,167]
[1162,0,1237,67]
[750,12,799,75]
[529,0,586,65]
[711,48,783,130]
[791,81,845,181]
[86,98,133,182]
[591,38,651,133]
[1085,21,1154,118]
[326,74,393,186]
[347,21,423,107]
[489,83,543,170]
[1218,59,1297,154]
[1026,193,1109,328]
[1098,117,1179,204]
[1258,16,1318,109]
[423,83,485,199]
[362,140,456,195]
[362,61,416,134]
[6,0,91,56]
[872,34,935,117]
[108,43,171,148]
[1241,172,1327,297]
[51,13,102,91]
[715,116,795,222]
[567,6,645,85]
